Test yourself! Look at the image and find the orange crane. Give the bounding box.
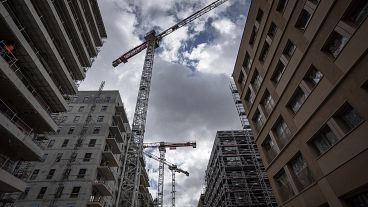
[143,142,196,207]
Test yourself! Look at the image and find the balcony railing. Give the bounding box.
[94,178,113,193]
[89,195,107,205]
[0,154,31,180]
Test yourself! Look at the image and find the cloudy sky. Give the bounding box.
[79,0,250,206]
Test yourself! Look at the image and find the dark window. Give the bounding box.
[251,70,263,92]
[245,89,254,104]
[253,110,265,129]
[81,126,88,134]
[289,87,308,113]
[304,66,323,88]
[47,140,55,148]
[295,9,312,30]
[78,106,85,112]
[312,126,338,154]
[70,187,81,198]
[101,106,108,112]
[242,52,252,72]
[83,97,89,103]
[68,127,75,135]
[259,42,270,62]
[92,127,101,134]
[290,154,314,190]
[63,168,71,179]
[267,22,277,38]
[46,169,56,179]
[283,40,296,58]
[97,116,104,122]
[56,127,61,134]
[272,61,286,84]
[256,9,263,22]
[77,169,87,178]
[237,71,245,86]
[276,0,288,13]
[62,139,69,148]
[249,26,258,45]
[55,185,64,198]
[30,169,40,180]
[274,169,294,201]
[88,139,96,147]
[262,136,278,162]
[273,118,291,148]
[18,187,30,199]
[73,116,80,123]
[342,0,368,27]
[335,104,365,132]
[83,153,92,162]
[37,187,47,199]
[346,190,368,207]
[70,152,77,162]
[322,31,349,58]
[55,153,63,162]
[261,91,275,117]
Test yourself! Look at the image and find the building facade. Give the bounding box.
[0,0,106,197]
[232,0,368,206]
[202,130,276,207]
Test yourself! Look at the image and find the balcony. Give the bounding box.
[106,137,122,154]
[0,155,26,192]
[92,179,113,196]
[87,195,108,207]
[101,145,119,167]
[109,124,124,143]
[79,0,102,47]
[97,161,116,181]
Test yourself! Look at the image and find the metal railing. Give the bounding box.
[94,178,113,194]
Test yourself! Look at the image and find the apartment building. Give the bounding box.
[0,0,106,197]
[232,0,368,206]
[202,130,276,207]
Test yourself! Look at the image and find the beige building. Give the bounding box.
[232,0,368,207]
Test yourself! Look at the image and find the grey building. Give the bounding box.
[11,91,129,207]
[0,0,106,201]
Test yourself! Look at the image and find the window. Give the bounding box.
[253,110,265,129]
[249,26,258,45]
[274,169,294,201]
[92,126,101,134]
[81,126,88,134]
[290,154,314,190]
[267,22,277,39]
[88,139,96,147]
[83,153,92,162]
[62,139,69,148]
[242,52,252,72]
[76,139,83,147]
[262,136,278,162]
[86,115,92,122]
[78,106,85,112]
[273,118,291,148]
[37,187,47,199]
[18,187,30,199]
[97,116,104,122]
[55,185,64,198]
[105,96,111,102]
[346,190,368,207]
[322,31,349,58]
[73,116,80,123]
[77,169,87,178]
[259,42,270,62]
[101,106,108,112]
[342,0,368,27]
[304,66,323,88]
[283,40,296,58]
[41,154,48,162]
[68,106,73,112]
[83,97,89,103]
[251,70,263,92]
[30,169,40,180]
[55,153,63,162]
[68,127,75,134]
[272,61,286,84]
[46,169,56,179]
[256,9,263,22]
[63,168,71,179]
[245,89,254,104]
[295,9,312,30]
[276,0,288,13]
[312,126,338,154]
[237,71,245,86]
[47,140,55,148]
[334,104,365,132]
[70,152,77,162]
[288,87,308,113]
[56,127,61,134]
[70,187,81,198]
[261,91,275,117]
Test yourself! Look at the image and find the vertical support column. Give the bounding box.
[172,171,175,207]
[157,149,165,207]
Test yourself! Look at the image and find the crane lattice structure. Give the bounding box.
[113,1,229,206]
[144,152,189,207]
[143,142,196,207]
[230,82,277,206]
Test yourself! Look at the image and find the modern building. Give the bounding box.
[202,130,276,207]
[0,0,106,197]
[232,0,368,206]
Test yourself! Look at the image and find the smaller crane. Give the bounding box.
[144,152,189,207]
[143,142,196,207]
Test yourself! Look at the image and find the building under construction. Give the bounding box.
[202,130,277,207]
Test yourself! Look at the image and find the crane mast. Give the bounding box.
[113,1,229,206]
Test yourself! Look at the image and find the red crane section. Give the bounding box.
[143,141,197,151]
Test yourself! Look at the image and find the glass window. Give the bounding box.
[83,97,89,103]
[78,106,85,112]
[237,71,244,86]
[92,127,101,134]
[312,126,338,154]
[37,187,47,199]
[245,89,254,104]
[276,0,288,13]
[322,31,349,58]
[253,110,265,129]
[68,127,75,135]
[77,169,87,178]
[273,118,291,148]
[268,22,277,38]
[70,187,81,198]
[295,9,312,30]
[70,152,77,162]
[62,139,69,148]
[262,136,278,162]
[251,70,263,92]
[242,52,252,72]
[283,40,296,58]
[249,25,258,45]
[55,185,64,198]
[256,9,263,22]
[55,153,63,162]
[261,91,275,117]
[259,42,270,62]
[83,153,92,162]
[81,126,88,134]
[342,0,368,27]
[289,87,308,113]
[47,140,55,148]
[304,66,323,88]
[101,106,108,112]
[46,169,56,179]
[105,96,111,102]
[30,169,40,180]
[272,61,286,84]
[88,139,96,147]
[274,169,294,201]
[290,154,314,190]
[97,116,104,122]
[335,104,365,132]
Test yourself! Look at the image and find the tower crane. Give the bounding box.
[143,142,196,207]
[144,152,189,207]
[112,1,228,206]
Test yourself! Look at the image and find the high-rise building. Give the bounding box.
[0,0,106,198]
[232,0,368,206]
[202,130,276,207]
[10,91,128,207]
